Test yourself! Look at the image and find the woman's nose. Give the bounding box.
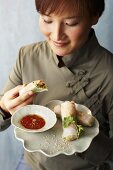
[51,24,65,41]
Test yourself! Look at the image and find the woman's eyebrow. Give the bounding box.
[65,16,80,19]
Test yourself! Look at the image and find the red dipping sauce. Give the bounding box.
[20,114,45,130]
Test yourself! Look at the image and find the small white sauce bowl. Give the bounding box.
[11,105,57,133]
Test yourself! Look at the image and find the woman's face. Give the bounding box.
[39,10,96,56]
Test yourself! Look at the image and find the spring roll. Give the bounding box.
[53,104,61,118]
[19,80,48,95]
[54,102,95,127]
[77,111,95,127]
[61,101,84,141]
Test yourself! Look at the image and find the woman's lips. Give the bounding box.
[52,40,68,47]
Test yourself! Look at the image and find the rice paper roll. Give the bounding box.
[19,80,48,95]
[54,102,95,127]
[62,124,79,141]
[77,111,95,127]
[61,101,84,141]
[53,104,61,118]
[61,101,77,120]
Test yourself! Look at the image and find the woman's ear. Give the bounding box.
[92,14,100,25]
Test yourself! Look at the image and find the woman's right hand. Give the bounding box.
[0,85,36,115]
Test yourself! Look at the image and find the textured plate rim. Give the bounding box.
[14,118,99,157]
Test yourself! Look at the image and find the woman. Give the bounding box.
[0,0,113,169]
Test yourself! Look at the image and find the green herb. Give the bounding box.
[63,116,76,128]
[77,125,85,137]
[63,115,84,138]
[31,86,48,93]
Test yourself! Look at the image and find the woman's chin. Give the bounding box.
[50,44,70,56]
[53,49,70,56]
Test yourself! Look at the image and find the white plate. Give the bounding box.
[11,105,57,133]
[14,101,99,157]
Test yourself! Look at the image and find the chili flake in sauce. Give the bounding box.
[20,114,45,129]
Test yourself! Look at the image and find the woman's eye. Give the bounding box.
[66,22,78,26]
[43,19,52,24]
[65,19,79,26]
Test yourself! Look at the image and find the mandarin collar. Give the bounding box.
[52,29,100,68]
[62,29,99,68]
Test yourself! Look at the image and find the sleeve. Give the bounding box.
[0,114,11,131]
[1,47,24,94]
[0,47,24,131]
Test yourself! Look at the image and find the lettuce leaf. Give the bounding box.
[63,116,84,138]
[77,125,85,137]
[63,116,76,128]
[31,86,48,93]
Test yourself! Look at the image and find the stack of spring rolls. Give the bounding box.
[54,101,95,141]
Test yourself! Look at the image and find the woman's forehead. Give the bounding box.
[45,7,87,18]
[39,0,88,16]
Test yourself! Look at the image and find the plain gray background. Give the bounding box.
[0,0,113,170]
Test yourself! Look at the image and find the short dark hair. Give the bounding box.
[35,0,105,17]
